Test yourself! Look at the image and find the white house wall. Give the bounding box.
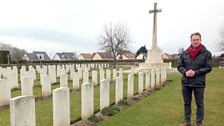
[136,54,144,59]
[53,54,61,60]
[78,55,84,60]
[92,54,102,60]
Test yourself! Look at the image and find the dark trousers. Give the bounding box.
[182,86,204,124]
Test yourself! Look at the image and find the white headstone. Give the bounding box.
[115,76,123,104]
[65,64,70,74]
[12,66,18,74]
[0,79,11,106]
[70,68,75,81]
[151,70,155,88]
[78,68,83,80]
[145,71,151,90]
[100,69,105,82]
[53,87,70,126]
[138,72,144,94]
[92,70,98,86]
[8,72,19,89]
[106,69,111,82]
[156,69,160,85]
[127,74,134,98]
[119,68,123,78]
[10,96,36,126]
[72,72,80,90]
[19,66,26,81]
[21,77,33,96]
[168,62,171,69]
[41,75,51,97]
[60,74,68,87]
[100,79,110,110]
[36,65,41,73]
[81,82,94,120]
[113,69,117,81]
[49,67,57,83]
[83,70,89,83]
[29,67,36,81]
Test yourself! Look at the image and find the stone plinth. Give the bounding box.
[139,47,169,70]
[146,47,163,63]
[10,96,35,126]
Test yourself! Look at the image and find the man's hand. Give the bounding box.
[185,69,195,77]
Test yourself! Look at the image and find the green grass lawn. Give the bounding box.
[98,68,224,126]
[0,68,223,126]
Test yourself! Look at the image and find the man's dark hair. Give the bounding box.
[190,32,201,39]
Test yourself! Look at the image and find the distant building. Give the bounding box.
[170,54,180,60]
[78,53,92,60]
[23,51,51,61]
[92,52,113,60]
[136,45,148,58]
[136,53,147,60]
[116,50,135,60]
[53,52,77,60]
[23,53,39,61]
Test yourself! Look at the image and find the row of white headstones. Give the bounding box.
[0,63,109,104]
[0,64,167,126]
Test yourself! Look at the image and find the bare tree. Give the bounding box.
[98,23,132,68]
[217,23,224,52]
[0,41,27,62]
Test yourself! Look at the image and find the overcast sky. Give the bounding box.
[0,0,223,57]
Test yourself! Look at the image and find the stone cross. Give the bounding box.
[149,3,161,49]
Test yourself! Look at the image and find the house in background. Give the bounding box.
[136,53,147,60]
[53,52,77,60]
[135,45,148,59]
[92,52,113,60]
[78,53,92,60]
[171,54,180,60]
[23,51,51,61]
[23,53,39,61]
[161,53,174,60]
[116,50,135,60]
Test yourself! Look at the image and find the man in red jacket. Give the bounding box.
[177,32,212,126]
